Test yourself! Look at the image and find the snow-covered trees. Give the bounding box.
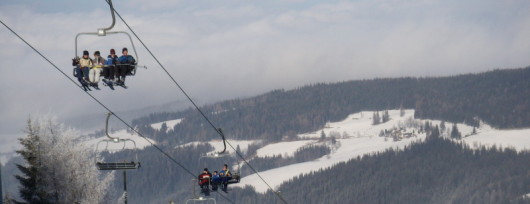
[13,119,51,204]
[13,117,113,204]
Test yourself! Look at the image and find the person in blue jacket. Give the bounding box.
[103,48,118,82]
[211,171,221,191]
[116,47,136,86]
[219,164,232,192]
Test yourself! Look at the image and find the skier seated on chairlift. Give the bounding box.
[116,47,136,86]
[73,50,93,85]
[211,171,221,191]
[89,51,105,88]
[103,48,118,83]
[198,168,212,191]
[219,164,232,192]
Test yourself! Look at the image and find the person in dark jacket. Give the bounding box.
[198,168,212,195]
[116,47,135,86]
[219,164,232,192]
[103,48,118,82]
[211,171,221,191]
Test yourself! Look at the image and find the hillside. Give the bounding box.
[231,138,530,204]
[132,67,530,146]
[233,109,530,193]
[4,67,530,203]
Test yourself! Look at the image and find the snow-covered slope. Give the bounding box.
[462,125,530,150]
[256,140,317,158]
[122,110,530,194]
[233,110,530,193]
[176,140,260,155]
[150,119,183,132]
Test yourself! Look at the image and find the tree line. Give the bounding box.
[228,138,530,204]
[131,67,530,146]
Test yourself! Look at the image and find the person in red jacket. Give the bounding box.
[198,168,212,194]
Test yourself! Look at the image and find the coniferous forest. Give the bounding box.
[133,67,530,146]
[230,138,530,204]
[3,67,530,203]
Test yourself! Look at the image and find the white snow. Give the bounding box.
[462,125,530,151]
[299,110,417,139]
[236,136,423,193]
[150,119,183,132]
[256,140,318,158]
[233,109,530,193]
[176,139,260,155]
[83,129,156,151]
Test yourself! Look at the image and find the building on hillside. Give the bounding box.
[389,128,416,141]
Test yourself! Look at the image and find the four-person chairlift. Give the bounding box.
[73,0,145,90]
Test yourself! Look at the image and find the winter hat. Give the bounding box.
[122,47,128,52]
[94,51,100,56]
[110,49,116,54]
[83,50,89,56]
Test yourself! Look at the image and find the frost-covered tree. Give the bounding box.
[12,119,52,204]
[13,116,114,204]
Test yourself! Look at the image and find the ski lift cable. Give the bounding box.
[0,19,235,204]
[103,0,229,154]
[225,139,288,203]
[106,2,288,203]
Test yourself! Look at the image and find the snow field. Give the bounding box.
[462,127,530,150]
[150,119,183,132]
[235,109,530,193]
[98,110,530,194]
[176,139,260,155]
[255,140,318,158]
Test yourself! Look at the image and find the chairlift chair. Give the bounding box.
[73,0,144,78]
[95,112,140,171]
[197,149,241,185]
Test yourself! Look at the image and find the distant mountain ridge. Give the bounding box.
[132,66,530,145]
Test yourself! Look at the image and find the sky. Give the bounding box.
[1,0,530,155]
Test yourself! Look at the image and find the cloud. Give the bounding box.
[1,0,530,150]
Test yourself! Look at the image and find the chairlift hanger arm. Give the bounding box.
[105,112,119,141]
[217,128,227,154]
[100,0,116,34]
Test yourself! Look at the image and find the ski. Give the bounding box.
[102,79,115,90]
